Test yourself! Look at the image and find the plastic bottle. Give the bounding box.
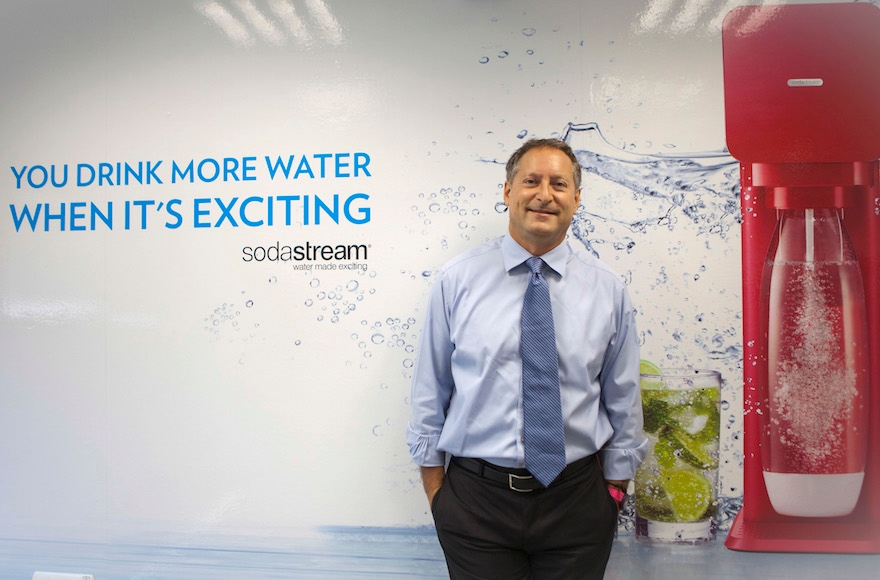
[760,207,869,517]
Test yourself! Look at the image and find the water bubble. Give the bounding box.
[246,300,254,308]
[517,129,528,139]
[479,56,489,64]
[268,276,277,284]
[498,50,509,58]
[371,333,385,345]
[305,299,313,307]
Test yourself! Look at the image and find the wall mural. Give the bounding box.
[4,0,849,576]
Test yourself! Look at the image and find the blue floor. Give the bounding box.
[4,525,880,579]
[606,533,880,580]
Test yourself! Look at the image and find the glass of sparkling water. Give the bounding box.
[634,367,721,544]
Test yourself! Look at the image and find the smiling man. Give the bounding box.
[407,138,647,579]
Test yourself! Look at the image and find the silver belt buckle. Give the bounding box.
[508,473,535,493]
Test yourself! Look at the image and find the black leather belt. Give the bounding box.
[451,455,594,493]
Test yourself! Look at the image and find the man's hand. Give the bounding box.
[421,465,445,506]
[605,479,629,491]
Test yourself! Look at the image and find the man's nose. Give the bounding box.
[534,182,551,201]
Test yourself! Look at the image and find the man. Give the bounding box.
[407,138,647,579]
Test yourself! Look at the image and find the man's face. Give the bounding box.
[504,147,581,255]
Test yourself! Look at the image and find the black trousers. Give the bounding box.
[431,455,619,580]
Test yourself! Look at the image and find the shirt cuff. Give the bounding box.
[599,438,649,481]
[406,423,445,466]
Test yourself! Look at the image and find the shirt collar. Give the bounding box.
[501,233,571,277]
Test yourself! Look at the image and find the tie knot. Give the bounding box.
[527,256,544,276]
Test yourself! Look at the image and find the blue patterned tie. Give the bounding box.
[521,257,566,487]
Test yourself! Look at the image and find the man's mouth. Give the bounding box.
[528,207,558,216]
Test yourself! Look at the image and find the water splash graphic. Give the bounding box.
[563,122,740,257]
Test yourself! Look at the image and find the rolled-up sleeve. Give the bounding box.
[406,276,455,467]
[598,289,648,480]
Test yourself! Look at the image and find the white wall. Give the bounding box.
[3,0,848,544]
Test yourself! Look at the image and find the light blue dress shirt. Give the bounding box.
[407,234,648,481]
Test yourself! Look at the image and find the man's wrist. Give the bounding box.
[605,479,629,491]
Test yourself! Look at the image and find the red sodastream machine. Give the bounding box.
[722,3,880,552]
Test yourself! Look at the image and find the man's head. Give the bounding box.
[503,139,582,256]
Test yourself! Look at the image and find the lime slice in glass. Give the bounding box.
[661,469,713,522]
[634,471,675,522]
[652,435,678,469]
[640,359,662,376]
[639,359,665,391]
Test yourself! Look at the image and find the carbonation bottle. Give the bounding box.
[760,207,869,517]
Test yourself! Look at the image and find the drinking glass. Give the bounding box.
[634,368,721,544]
